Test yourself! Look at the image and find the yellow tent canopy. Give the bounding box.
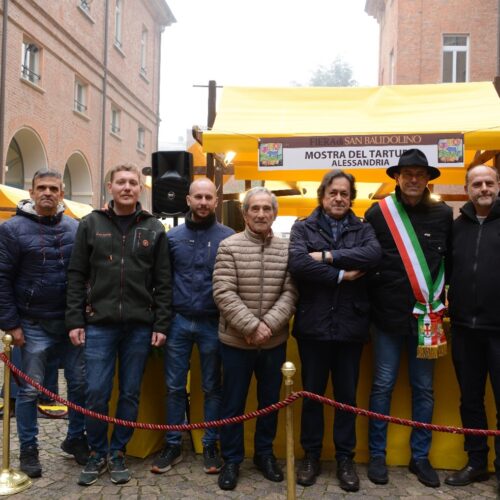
[202,81,500,185]
[0,184,93,221]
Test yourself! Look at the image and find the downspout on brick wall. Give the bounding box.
[99,0,110,207]
[0,0,9,184]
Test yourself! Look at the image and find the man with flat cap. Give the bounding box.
[364,149,453,488]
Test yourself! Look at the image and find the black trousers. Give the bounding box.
[451,326,500,471]
[297,338,363,461]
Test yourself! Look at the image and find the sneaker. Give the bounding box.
[19,445,42,478]
[108,450,131,484]
[61,436,89,466]
[203,443,223,474]
[151,444,182,474]
[78,452,107,486]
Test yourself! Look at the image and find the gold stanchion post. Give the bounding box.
[281,361,296,500]
[0,334,32,495]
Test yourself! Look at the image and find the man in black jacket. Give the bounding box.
[445,164,500,490]
[66,164,171,487]
[0,169,87,478]
[365,149,453,488]
[289,170,382,491]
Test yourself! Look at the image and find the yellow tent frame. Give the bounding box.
[203,81,500,183]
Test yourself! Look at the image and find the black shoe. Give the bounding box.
[336,457,359,492]
[296,454,321,486]
[367,456,388,485]
[409,458,440,487]
[151,444,182,474]
[254,454,284,482]
[61,436,89,466]
[19,445,42,478]
[444,465,489,486]
[108,450,131,484]
[218,462,239,490]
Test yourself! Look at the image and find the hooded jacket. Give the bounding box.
[365,187,453,335]
[448,198,500,331]
[65,202,171,334]
[289,207,382,342]
[0,200,77,330]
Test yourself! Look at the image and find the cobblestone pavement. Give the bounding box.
[1,367,499,498]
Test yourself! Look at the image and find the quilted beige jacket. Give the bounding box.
[213,227,297,350]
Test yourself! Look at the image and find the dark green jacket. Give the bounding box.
[65,203,171,333]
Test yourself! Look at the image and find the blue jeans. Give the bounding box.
[16,319,86,450]
[219,343,286,464]
[84,323,151,457]
[165,313,221,447]
[368,327,435,460]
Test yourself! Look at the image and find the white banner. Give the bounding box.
[258,134,464,171]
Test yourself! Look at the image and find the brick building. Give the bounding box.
[365,0,499,85]
[0,0,174,207]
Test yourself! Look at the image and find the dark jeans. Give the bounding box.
[298,338,363,460]
[164,313,221,447]
[219,342,286,464]
[84,323,151,457]
[16,319,86,449]
[452,326,500,471]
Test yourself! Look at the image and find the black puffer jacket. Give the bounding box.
[65,202,172,334]
[0,200,78,330]
[365,187,453,335]
[448,198,500,331]
[289,207,382,342]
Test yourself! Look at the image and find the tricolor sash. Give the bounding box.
[379,194,446,359]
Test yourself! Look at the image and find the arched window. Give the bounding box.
[6,138,24,189]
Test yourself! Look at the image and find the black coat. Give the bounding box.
[448,198,500,331]
[365,188,453,335]
[289,207,382,342]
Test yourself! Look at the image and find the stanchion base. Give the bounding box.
[0,468,32,496]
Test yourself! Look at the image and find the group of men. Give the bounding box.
[0,149,499,493]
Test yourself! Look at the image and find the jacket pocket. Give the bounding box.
[133,227,157,257]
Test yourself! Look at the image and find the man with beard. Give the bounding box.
[151,178,233,475]
[445,165,500,491]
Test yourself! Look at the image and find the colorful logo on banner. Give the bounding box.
[257,133,464,171]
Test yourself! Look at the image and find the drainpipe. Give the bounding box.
[99,0,110,207]
[0,0,9,184]
[497,0,500,75]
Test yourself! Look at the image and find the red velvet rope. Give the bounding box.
[1,351,498,436]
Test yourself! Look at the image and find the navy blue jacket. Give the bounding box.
[167,212,234,317]
[0,200,77,330]
[289,207,382,342]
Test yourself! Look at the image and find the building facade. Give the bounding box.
[365,0,499,86]
[0,0,174,207]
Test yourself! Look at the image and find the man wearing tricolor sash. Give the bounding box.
[445,165,500,491]
[364,149,453,488]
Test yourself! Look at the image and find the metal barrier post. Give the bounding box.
[0,334,32,495]
[281,361,296,500]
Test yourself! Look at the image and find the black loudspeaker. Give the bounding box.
[152,151,193,215]
[222,200,245,233]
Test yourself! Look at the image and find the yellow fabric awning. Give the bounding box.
[0,184,93,221]
[202,82,500,185]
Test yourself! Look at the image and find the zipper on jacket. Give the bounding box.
[119,234,126,320]
[471,223,483,328]
[257,243,265,320]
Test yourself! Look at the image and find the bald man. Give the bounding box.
[152,178,234,475]
[446,165,500,490]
